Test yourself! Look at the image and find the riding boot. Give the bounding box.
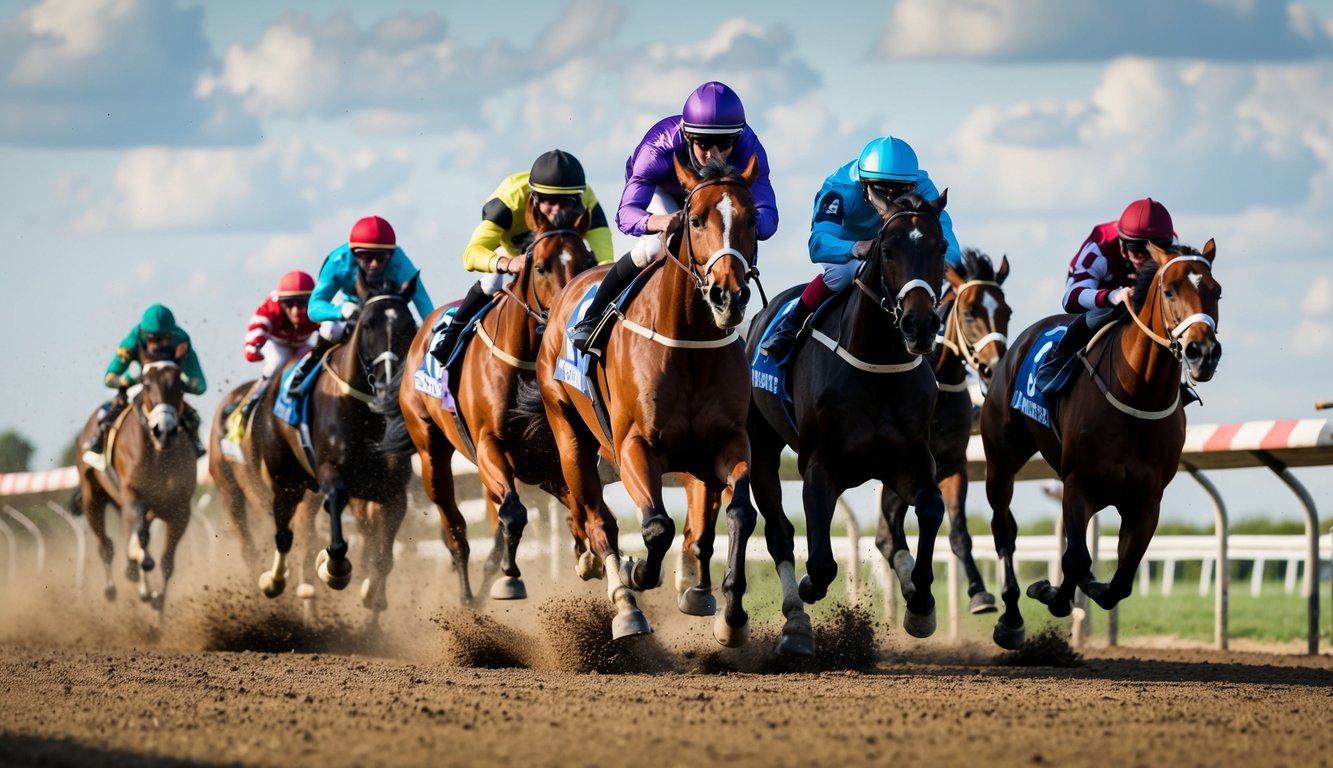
[1035,314,1095,395]
[760,300,813,360]
[240,376,271,421]
[1181,382,1201,407]
[182,404,206,458]
[286,336,334,398]
[431,281,491,364]
[570,253,643,353]
[82,393,127,454]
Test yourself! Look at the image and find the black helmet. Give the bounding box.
[529,149,586,197]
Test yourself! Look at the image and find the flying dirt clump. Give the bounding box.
[995,626,1083,668]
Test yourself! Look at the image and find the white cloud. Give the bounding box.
[1303,275,1333,315]
[67,139,411,232]
[0,0,259,147]
[875,0,1333,62]
[1292,318,1333,354]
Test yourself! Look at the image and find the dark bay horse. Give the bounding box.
[75,361,197,610]
[982,240,1221,649]
[531,155,758,641]
[245,273,421,625]
[877,249,1011,615]
[399,207,596,605]
[746,192,949,657]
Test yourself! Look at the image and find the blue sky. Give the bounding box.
[2,0,1332,524]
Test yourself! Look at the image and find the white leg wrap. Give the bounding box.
[778,561,801,616]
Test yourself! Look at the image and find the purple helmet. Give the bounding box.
[681,81,746,136]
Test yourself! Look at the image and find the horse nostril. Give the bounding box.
[1209,342,1223,364]
[738,286,751,306]
[1185,341,1203,362]
[709,285,726,305]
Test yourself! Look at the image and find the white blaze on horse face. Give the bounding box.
[560,249,573,267]
[717,192,735,254]
[1189,273,1203,291]
[981,293,1000,320]
[909,228,923,242]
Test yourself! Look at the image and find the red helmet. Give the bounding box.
[276,270,315,298]
[349,215,396,249]
[1117,198,1173,241]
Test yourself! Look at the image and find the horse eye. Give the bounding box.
[1164,287,1176,300]
[689,215,702,228]
[963,310,976,321]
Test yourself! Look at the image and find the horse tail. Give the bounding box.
[68,485,84,517]
[379,410,416,456]
[510,377,550,444]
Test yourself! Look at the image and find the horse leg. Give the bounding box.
[315,466,353,590]
[942,471,995,614]
[987,463,1026,650]
[475,434,528,601]
[900,442,945,638]
[1028,478,1093,617]
[617,434,674,592]
[1084,498,1162,610]
[875,487,916,601]
[215,461,258,568]
[83,482,118,601]
[714,442,755,649]
[749,408,812,656]
[798,461,842,605]
[260,485,303,598]
[676,476,718,616]
[361,493,407,624]
[564,492,601,581]
[151,514,189,613]
[123,493,153,602]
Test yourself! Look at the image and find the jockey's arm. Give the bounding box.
[615,144,669,237]
[179,345,207,395]
[307,251,348,324]
[745,148,780,242]
[809,222,859,265]
[913,172,962,268]
[103,334,137,389]
[1063,240,1113,312]
[463,200,511,273]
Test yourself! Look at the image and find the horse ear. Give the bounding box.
[400,270,420,300]
[575,205,592,234]
[1148,240,1172,264]
[674,153,701,192]
[945,263,964,289]
[525,194,544,234]
[930,188,948,214]
[1201,238,1216,264]
[997,255,1010,285]
[739,153,759,187]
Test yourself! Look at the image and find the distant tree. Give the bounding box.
[58,436,79,468]
[0,430,36,473]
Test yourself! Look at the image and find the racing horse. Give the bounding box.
[745,192,949,656]
[877,248,1011,615]
[248,273,421,625]
[982,239,1221,649]
[531,155,758,641]
[398,207,597,605]
[74,360,197,611]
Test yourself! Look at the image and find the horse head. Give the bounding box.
[138,360,185,451]
[944,248,1012,384]
[673,154,759,330]
[523,203,596,315]
[871,190,949,355]
[1139,239,1222,382]
[353,270,421,414]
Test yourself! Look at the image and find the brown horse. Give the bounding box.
[74,361,197,610]
[982,240,1221,649]
[745,192,949,656]
[528,155,758,641]
[398,207,596,605]
[877,249,1011,615]
[245,273,421,625]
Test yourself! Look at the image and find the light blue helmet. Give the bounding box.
[857,136,919,183]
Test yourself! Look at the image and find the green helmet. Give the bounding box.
[139,304,177,336]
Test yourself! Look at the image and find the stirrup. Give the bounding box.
[570,312,613,355]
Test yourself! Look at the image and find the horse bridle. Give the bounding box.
[356,293,410,393]
[136,360,183,432]
[855,207,941,324]
[940,279,1008,372]
[1126,253,1218,360]
[669,177,761,299]
[500,226,593,334]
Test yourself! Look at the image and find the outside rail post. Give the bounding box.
[838,499,861,608]
[1254,451,1320,655]
[44,500,87,592]
[1182,462,1229,650]
[192,494,218,562]
[0,516,15,586]
[3,505,46,575]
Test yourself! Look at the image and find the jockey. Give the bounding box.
[85,304,208,458]
[286,215,435,396]
[430,149,614,363]
[232,270,319,423]
[568,81,779,352]
[760,135,961,360]
[1033,197,1197,403]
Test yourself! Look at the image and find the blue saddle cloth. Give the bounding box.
[274,354,321,427]
[750,298,800,404]
[413,306,460,402]
[553,283,600,399]
[1010,324,1067,429]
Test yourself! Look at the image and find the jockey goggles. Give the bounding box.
[1120,236,1173,255]
[684,132,739,152]
[352,247,393,267]
[866,181,914,200]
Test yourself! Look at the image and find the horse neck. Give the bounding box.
[1116,279,1181,404]
[493,274,542,359]
[652,239,722,339]
[333,318,373,398]
[839,258,914,365]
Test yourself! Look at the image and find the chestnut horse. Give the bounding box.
[398,207,597,605]
[248,273,421,625]
[74,361,197,611]
[877,248,1011,615]
[531,155,758,641]
[982,240,1221,649]
[745,192,949,657]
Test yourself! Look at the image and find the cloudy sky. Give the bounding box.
[3,0,1332,523]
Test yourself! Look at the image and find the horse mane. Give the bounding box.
[1131,262,1159,313]
[361,274,403,299]
[955,248,996,281]
[697,156,740,182]
[890,191,927,212]
[547,208,579,229]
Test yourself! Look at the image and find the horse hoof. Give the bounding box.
[611,608,652,640]
[903,605,937,639]
[296,583,316,599]
[575,550,603,581]
[140,556,155,573]
[1048,599,1073,619]
[797,575,824,605]
[258,571,286,599]
[969,592,998,614]
[360,578,375,606]
[125,564,140,582]
[1025,579,1052,601]
[713,612,749,648]
[316,549,353,590]
[891,550,916,601]
[993,618,1026,650]
[103,584,117,602]
[621,557,662,591]
[677,586,716,616]
[777,613,815,657]
[490,576,527,600]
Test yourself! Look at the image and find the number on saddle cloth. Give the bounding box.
[1010,324,1068,430]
